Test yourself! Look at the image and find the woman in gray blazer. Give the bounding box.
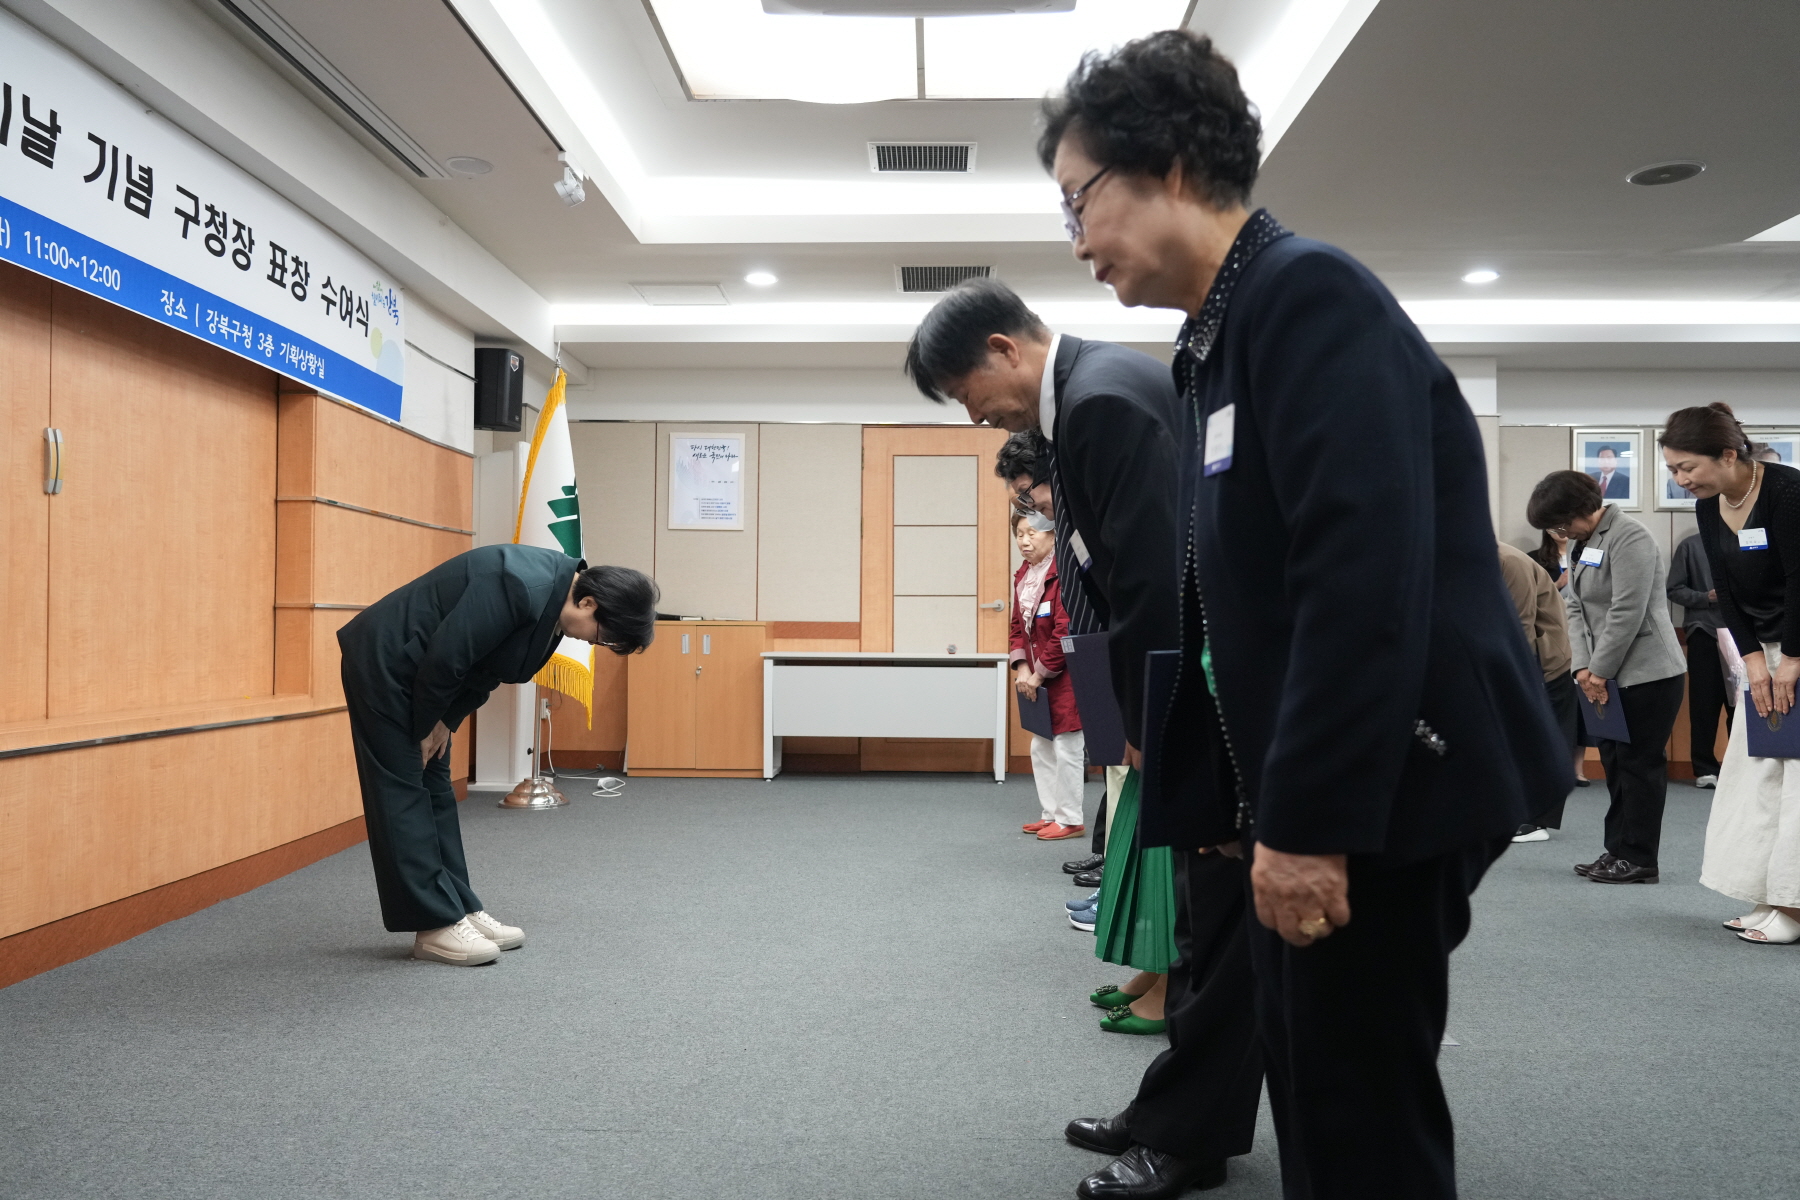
[1529,471,1687,883]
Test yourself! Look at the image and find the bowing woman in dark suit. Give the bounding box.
[337,546,657,965]
[1040,30,1567,1198]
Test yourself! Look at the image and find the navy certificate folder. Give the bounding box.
[1062,632,1126,765]
[1016,684,1054,739]
[1577,678,1631,742]
[1744,694,1800,759]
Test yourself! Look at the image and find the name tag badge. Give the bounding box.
[1036,601,1052,617]
[1738,527,1769,550]
[1579,545,1605,567]
[1069,529,1093,571]
[1202,404,1235,477]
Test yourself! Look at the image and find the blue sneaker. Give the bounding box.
[1069,910,1097,932]
[1065,889,1101,912]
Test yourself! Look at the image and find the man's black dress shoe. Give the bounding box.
[1588,856,1659,884]
[1065,1108,1133,1156]
[1064,853,1104,875]
[1077,1145,1226,1199]
[1073,867,1103,888]
[1573,851,1615,878]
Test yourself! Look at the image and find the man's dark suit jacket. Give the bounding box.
[1048,335,1186,747]
[1161,237,1568,861]
[1593,469,1630,499]
[338,545,579,742]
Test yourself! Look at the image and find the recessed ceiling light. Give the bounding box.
[744,271,778,287]
[1462,269,1499,284]
[1627,160,1706,186]
[445,156,493,176]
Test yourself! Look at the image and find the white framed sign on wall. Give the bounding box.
[669,433,745,530]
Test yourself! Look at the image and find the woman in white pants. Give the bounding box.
[1010,510,1086,841]
[1661,404,1800,942]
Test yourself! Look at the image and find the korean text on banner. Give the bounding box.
[514,369,594,726]
[0,9,403,418]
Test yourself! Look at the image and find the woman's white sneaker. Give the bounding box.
[464,910,524,950]
[412,917,501,965]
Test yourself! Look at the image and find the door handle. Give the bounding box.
[44,428,63,495]
[978,600,1004,611]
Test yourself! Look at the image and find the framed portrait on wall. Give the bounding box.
[1651,428,1698,510]
[1746,427,1800,467]
[1572,428,1642,510]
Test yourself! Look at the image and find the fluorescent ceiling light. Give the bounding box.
[744,270,779,286]
[1462,269,1499,284]
[1748,212,1800,241]
[649,2,914,102]
[921,2,1191,99]
[646,0,1187,102]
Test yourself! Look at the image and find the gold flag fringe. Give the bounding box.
[533,651,594,729]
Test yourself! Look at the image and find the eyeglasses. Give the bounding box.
[1059,167,1110,242]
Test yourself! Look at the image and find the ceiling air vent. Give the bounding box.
[896,265,993,294]
[869,142,976,173]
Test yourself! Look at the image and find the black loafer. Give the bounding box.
[1588,856,1659,884]
[1065,1107,1133,1156]
[1064,853,1104,875]
[1077,1145,1227,1199]
[1074,867,1103,888]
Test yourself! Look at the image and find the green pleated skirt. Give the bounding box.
[1093,767,1178,973]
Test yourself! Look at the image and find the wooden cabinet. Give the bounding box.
[626,621,767,776]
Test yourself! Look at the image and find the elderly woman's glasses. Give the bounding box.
[1060,167,1110,242]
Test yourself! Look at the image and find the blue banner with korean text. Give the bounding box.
[0,9,404,418]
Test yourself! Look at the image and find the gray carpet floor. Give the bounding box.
[2,774,1795,1199]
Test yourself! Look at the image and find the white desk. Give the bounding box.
[762,652,1011,782]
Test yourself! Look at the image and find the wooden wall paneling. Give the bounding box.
[0,812,367,991]
[275,499,317,605]
[0,713,359,939]
[626,623,697,769]
[769,638,861,652]
[974,442,1014,653]
[46,289,277,717]
[860,430,896,651]
[276,391,319,497]
[309,608,357,708]
[308,505,471,606]
[695,623,766,769]
[274,608,312,695]
[311,395,473,531]
[0,262,52,723]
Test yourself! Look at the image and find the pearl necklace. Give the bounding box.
[1724,459,1761,510]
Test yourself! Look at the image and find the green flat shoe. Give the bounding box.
[1089,985,1144,1009]
[1099,1005,1168,1036]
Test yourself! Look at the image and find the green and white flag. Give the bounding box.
[512,368,594,725]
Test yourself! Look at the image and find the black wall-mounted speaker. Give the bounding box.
[473,348,524,431]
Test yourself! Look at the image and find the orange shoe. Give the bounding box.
[1022,819,1053,833]
[1037,823,1086,841]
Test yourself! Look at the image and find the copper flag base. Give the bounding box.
[498,776,569,809]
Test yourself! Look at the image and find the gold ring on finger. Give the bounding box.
[1298,916,1333,937]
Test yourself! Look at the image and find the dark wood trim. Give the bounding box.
[768,621,861,640]
[0,814,367,991]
